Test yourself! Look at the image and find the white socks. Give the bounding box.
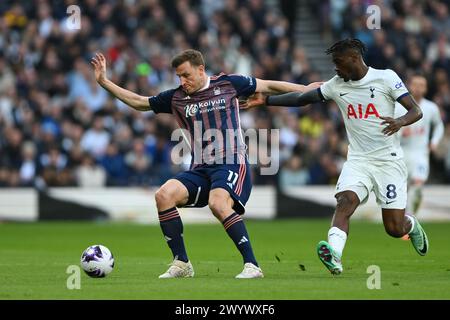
[328,227,347,259]
[406,214,415,234]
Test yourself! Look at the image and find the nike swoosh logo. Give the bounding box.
[419,233,428,255]
[386,200,396,204]
[339,92,349,97]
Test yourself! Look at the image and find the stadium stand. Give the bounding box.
[0,0,449,189]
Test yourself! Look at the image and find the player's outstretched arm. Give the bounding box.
[255,79,323,94]
[242,89,323,109]
[381,95,423,136]
[266,89,323,106]
[91,53,151,111]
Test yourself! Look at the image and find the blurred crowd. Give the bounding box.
[0,0,450,189]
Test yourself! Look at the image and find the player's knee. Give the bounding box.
[208,199,225,215]
[208,195,231,216]
[155,186,176,208]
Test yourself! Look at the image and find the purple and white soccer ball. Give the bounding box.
[80,245,114,278]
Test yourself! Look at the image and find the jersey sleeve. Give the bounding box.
[318,76,337,101]
[384,69,410,101]
[148,89,176,114]
[226,75,257,97]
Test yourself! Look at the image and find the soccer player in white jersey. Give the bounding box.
[395,75,444,217]
[244,39,429,275]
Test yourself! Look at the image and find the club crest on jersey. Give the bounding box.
[213,87,221,95]
[347,103,380,119]
[369,86,375,98]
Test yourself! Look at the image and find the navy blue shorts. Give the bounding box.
[174,159,252,215]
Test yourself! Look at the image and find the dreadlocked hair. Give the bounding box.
[325,38,367,55]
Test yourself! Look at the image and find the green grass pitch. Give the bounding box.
[0,219,449,299]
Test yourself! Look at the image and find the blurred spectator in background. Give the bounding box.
[125,138,152,186]
[99,142,128,186]
[80,116,110,159]
[76,152,107,187]
[19,141,37,186]
[279,155,310,187]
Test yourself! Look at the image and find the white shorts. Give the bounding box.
[335,159,407,209]
[403,154,429,182]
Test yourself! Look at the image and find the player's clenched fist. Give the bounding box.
[91,53,107,85]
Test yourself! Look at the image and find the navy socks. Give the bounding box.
[222,212,258,267]
[158,207,188,263]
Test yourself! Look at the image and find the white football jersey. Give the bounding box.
[395,98,444,158]
[320,67,409,161]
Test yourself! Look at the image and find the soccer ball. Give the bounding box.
[80,245,114,278]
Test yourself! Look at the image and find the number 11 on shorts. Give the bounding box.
[227,170,239,188]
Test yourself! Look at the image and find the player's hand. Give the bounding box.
[380,116,406,136]
[240,92,267,109]
[91,53,107,85]
[303,81,324,92]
